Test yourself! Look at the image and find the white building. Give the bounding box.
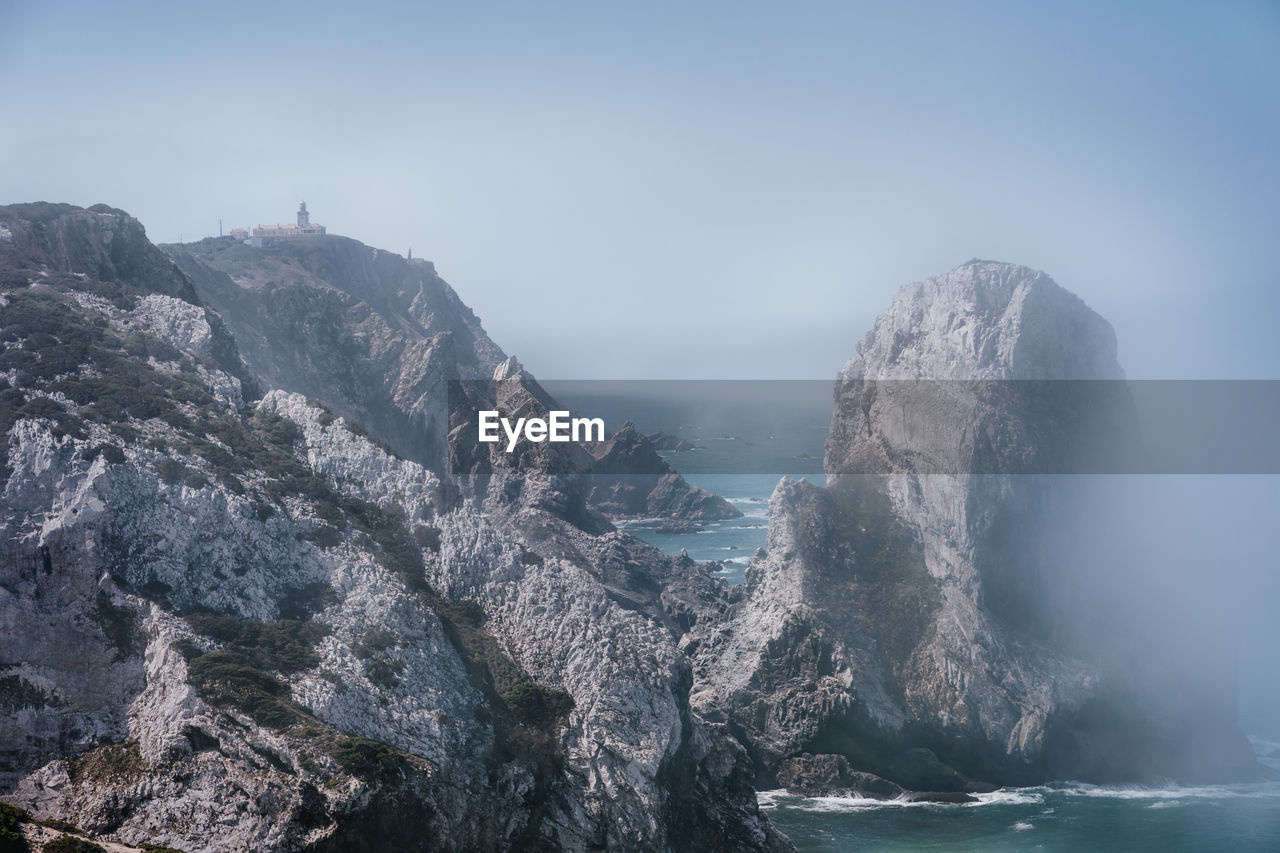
[237,202,327,246]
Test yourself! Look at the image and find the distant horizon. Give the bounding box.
[10,193,1280,384]
[3,1,1278,382]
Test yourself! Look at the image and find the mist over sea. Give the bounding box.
[591,389,1280,851]
[760,745,1280,853]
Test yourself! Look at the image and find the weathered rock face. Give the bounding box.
[0,204,789,852]
[687,260,1260,789]
[587,423,741,521]
[1,203,196,303]
[0,203,259,400]
[169,240,736,526]
[165,236,504,472]
[775,753,903,799]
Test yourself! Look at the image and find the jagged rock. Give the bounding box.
[776,754,903,799]
[882,748,968,793]
[165,234,504,471]
[683,260,1260,790]
[0,204,790,852]
[170,236,732,526]
[587,423,740,521]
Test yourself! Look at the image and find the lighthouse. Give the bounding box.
[297,201,311,228]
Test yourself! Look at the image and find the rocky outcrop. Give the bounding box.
[587,423,740,521]
[1,203,196,303]
[168,240,737,526]
[0,202,258,400]
[0,204,789,852]
[775,753,903,799]
[685,260,1260,790]
[165,235,504,471]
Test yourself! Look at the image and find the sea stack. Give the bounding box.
[687,260,1260,790]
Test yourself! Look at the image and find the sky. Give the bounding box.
[3,0,1280,738]
[2,0,1278,380]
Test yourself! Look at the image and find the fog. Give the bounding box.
[546,380,1280,740]
[1048,475,1280,740]
[2,2,1278,380]
[2,2,1277,736]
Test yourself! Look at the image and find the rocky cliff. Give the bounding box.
[165,236,502,473]
[587,423,740,521]
[685,260,1260,791]
[166,237,731,525]
[5,205,1257,848]
[0,204,789,852]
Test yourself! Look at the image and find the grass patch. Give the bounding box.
[41,837,105,853]
[363,658,405,689]
[0,801,29,853]
[351,627,397,660]
[184,612,326,674]
[330,736,407,779]
[179,612,330,730]
[502,681,575,729]
[66,741,145,785]
[80,443,126,465]
[186,650,299,729]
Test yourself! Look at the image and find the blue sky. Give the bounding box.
[2,0,1278,378]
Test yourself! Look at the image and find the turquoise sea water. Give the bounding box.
[759,757,1280,853]
[619,473,803,585]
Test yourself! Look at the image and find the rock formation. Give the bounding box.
[0,204,789,852]
[165,235,502,472]
[2,204,1260,850]
[587,423,740,521]
[166,237,732,525]
[684,260,1260,790]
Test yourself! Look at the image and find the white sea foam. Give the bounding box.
[765,780,1280,814]
[755,788,1045,813]
[1052,781,1280,802]
[755,790,787,809]
[616,517,665,526]
[1011,821,1034,830]
[972,789,1046,807]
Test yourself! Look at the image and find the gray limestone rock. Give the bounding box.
[684,260,1260,790]
[0,203,790,852]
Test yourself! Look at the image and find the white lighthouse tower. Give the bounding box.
[297,201,311,228]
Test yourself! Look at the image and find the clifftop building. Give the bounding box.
[234,202,327,246]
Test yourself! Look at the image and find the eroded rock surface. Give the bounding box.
[0,204,789,852]
[684,260,1260,790]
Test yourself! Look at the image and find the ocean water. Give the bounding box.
[759,747,1280,852]
[619,472,805,585]
[622,466,1280,851]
